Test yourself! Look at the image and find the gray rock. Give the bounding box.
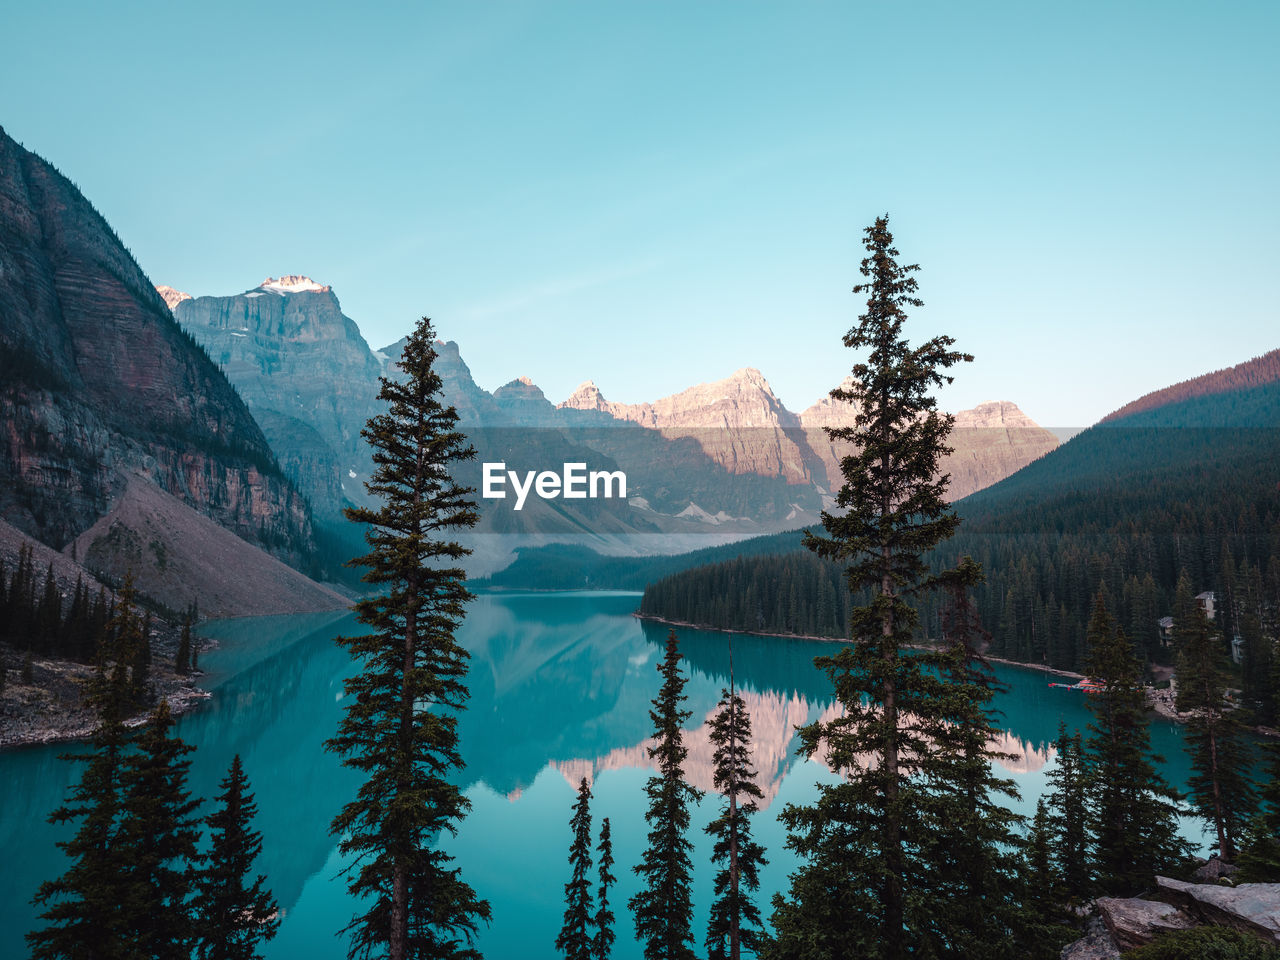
[1154,876,1280,944]
[1061,917,1122,960]
[1191,858,1240,883]
[1097,897,1196,950]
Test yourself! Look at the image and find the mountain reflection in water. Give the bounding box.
[0,591,1196,960]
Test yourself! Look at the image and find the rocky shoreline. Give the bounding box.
[0,630,216,750]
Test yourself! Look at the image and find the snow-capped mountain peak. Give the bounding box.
[258,275,330,294]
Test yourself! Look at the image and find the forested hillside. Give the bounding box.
[640,362,1280,721]
[479,529,801,591]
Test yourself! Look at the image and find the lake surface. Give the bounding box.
[0,591,1203,959]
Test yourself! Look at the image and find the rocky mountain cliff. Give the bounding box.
[170,278,1054,558]
[561,370,1059,503]
[172,277,384,523]
[0,127,318,598]
[562,368,816,484]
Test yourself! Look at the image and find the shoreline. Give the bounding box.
[634,611,1088,680]
[633,612,1278,739]
[0,633,221,751]
[0,666,212,751]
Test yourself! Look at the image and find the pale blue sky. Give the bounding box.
[3,1,1277,425]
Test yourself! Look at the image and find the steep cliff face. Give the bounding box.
[172,277,385,521]
[0,127,315,572]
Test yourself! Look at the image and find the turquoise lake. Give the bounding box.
[0,591,1204,958]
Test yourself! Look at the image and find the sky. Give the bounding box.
[2,1,1277,426]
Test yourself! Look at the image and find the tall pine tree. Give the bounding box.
[557,777,595,960]
[922,561,1033,959]
[1236,740,1280,882]
[194,754,280,960]
[103,574,149,715]
[704,646,767,960]
[630,629,701,960]
[1173,573,1256,860]
[592,818,616,960]
[1024,800,1067,929]
[767,215,973,960]
[114,699,202,959]
[176,613,193,676]
[1044,723,1091,903]
[1084,593,1191,894]
[326,317,489,960]
[27,661,133,959]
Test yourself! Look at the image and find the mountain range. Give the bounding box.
[0,122,1058,611]
[165,276,1059,572]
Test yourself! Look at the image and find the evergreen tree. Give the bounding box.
[630,629,701,960]
[36,562,61,652]
[194,754,280,960]
[66,576,92,662]
[1239,566,1276,723]
[7,542,35,646]
[922,562,1031,959]
[767,215,973,960]
[704,650,767,960]
[1021,799,1075,957]
[176,614,193,676]
[1044,723,1091,903]
[1173,573,1256,859]
[133,609,154,704]
[89,586,109,656]
[102,575,149,713]
[1024,800,1062,919]
[27,663,132,959]
[115,700,202,959]
[1236,740,1280,882]
[557,777,595,960]
[1084,593,1191,894]
[592,818,616,960]
[325,317,489,960]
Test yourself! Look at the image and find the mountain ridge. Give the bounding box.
[1100,348,1280,425]
[0,127,321,614]
[168,279,1057,563]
